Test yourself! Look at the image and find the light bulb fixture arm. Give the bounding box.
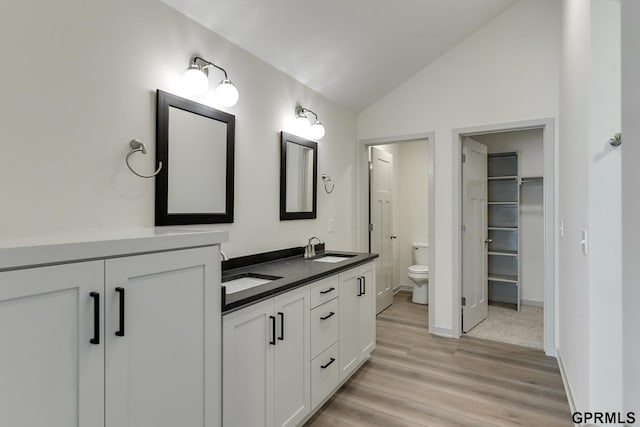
[192,56,229,79]
[297,105,318,121]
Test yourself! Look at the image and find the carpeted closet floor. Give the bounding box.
[465,304,543,350]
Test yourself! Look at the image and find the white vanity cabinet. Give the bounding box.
[338,262,376,380]
[223,285,310,427]
[105,247,220,427]
[0,261,105,427]
[0,230,225,427]
[223,260,376,426]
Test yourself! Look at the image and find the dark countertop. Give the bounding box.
[222,249,378,313]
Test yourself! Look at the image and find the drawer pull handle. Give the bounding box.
[278,312,284,341]
[320,311,335,321]
[320,287,335,295]
[269,316,276,345]
[362,276,366,295]
[357,277,362,296]
[115,287,125,337]
[321,357,336,369]
[89,292,100,345]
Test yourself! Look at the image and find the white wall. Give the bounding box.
[396,141,429,288]
[0,0,358,256]
[559,0,622,415]
[474,129,544,304]
[358,0,560,335]
[621,0,640,415]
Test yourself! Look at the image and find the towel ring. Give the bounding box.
[322,174,335,194]
[125,139,162,178]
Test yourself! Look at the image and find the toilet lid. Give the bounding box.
[409,265,429,273]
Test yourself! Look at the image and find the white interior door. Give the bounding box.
[462,138,489,332]
[370,146,394,313]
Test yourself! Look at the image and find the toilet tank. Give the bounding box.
[412,242,429,265]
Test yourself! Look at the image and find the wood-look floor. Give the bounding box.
[305,291,571,427]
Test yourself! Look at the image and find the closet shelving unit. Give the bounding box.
[487,152,520,310]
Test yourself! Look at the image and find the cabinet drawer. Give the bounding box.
[310,276,339,309]
[311,342,339,410]
[311,298,339,358]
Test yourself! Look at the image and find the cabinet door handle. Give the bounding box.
[277,312,284,341]
[269,315,276,345]
[115,287,125,337]
[320,311,335,321]
[362,276,366,295]
[320,287,335,295]
[357,277,362,296]
[320,357,336,369]
[89,292,100,345]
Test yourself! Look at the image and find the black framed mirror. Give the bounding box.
[280,131,317,220]
[155,90,235,225]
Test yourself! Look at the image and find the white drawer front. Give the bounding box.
[310,298,339,358]
[310,276,339,309]
[311,342,339,410]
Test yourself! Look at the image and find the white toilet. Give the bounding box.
[408,242,429,304]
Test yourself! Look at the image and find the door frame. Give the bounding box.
[357,132,435,324]
[452,118,556,356]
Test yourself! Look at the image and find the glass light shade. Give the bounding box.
[294,112,310,133]
[183,65,209,95]
[309,120,325,140]
[216,79,239,107]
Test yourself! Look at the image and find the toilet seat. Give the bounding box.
[408,265,429,274]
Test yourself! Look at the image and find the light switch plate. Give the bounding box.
[328,218,334,233]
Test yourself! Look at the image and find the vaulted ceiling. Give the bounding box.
[159,0,517,111]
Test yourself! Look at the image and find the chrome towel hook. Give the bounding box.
[125,139,162,178]
[322,174,335,193]
[609,132,622,147]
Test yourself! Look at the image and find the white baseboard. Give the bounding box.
[521,299,544,307]
[429,325,454,338]
[557,349,580,426]
[394,284,413,294]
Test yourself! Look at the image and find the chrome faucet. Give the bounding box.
[220,251,229,261]
[304,237,323,259]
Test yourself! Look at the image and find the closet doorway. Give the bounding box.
[453,120,556,356]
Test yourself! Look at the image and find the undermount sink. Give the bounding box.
[312,254,356,263]
[222,273,282,294]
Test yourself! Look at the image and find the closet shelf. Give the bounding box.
[487,152,520,310]
[489,251,518,257]
[488,176,518,181]
[488,274,518,284]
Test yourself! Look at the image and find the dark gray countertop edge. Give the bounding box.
[222,251,379,314]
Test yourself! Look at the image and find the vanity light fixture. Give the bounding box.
[183,56,239,107]
[295,105,325,140]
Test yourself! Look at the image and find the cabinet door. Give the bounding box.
[223,298,275,427]
[105,246,220,427]
[273,286,310,427]
[338,268,361,380]
[358,263,376,358]
[0,261,104,427]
